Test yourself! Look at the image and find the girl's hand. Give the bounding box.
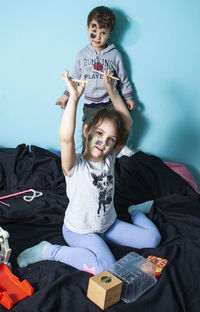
[60,69,85,99]
[102,70,117,96]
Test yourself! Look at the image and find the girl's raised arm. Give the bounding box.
[59,70,85,175]
[103,70,133,155]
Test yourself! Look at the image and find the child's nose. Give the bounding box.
[101,138,106,148]
[96,31,101,40]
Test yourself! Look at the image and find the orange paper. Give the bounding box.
[147,256,168,277]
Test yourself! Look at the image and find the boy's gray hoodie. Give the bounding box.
[64,43,133,105]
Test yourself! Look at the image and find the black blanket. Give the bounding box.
[0,144,200,312]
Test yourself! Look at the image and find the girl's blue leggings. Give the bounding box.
[47,210,161,275]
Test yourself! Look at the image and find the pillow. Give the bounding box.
[165,162,200,193]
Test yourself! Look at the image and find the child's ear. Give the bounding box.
[83,124,88,138]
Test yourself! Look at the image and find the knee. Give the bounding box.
[147,229,161,248]
[95,257,115,275]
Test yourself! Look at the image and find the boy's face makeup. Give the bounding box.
[87,19,110,51]
[84,119,117,161]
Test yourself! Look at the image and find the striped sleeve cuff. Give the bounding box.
[123,93,133,99]
[64,90,70,97]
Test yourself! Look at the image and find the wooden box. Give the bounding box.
[87,270,122,310]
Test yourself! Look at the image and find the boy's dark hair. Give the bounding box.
[86,108,128,146]
[87,6,116,33]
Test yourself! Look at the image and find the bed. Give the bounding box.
[0,144,200,312]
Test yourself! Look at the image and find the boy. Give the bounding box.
[56,6,135,154]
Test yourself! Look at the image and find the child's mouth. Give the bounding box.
[95,146,103,152]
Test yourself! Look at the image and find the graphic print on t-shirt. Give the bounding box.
[91,171,113,216]
[83,57,115,80]
[93,62,103,71]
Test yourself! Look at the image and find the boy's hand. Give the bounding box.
[56,95,68,109]
[126,98,136,111]
[60,69,85,99]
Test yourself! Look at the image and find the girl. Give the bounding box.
[17,70,161,275]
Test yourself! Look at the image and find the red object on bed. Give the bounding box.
[165,162,200,193]
[0,263,34,309]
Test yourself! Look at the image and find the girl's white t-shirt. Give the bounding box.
[63,151,117,234]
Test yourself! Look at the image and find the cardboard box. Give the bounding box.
[87,270,122,310]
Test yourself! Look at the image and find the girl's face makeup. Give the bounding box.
[87,19,110,51]
[84,119,117,161]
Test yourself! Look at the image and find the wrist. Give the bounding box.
[107,86,119,96]
[108,87,119,99]
[69,93,79,102]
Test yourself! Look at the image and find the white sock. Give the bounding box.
[17,241,51,268]
[128,200,154,214]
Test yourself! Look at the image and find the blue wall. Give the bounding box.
[1,0,200,186]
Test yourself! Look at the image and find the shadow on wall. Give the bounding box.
[163,82,200,187]
[110,8,149,151]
